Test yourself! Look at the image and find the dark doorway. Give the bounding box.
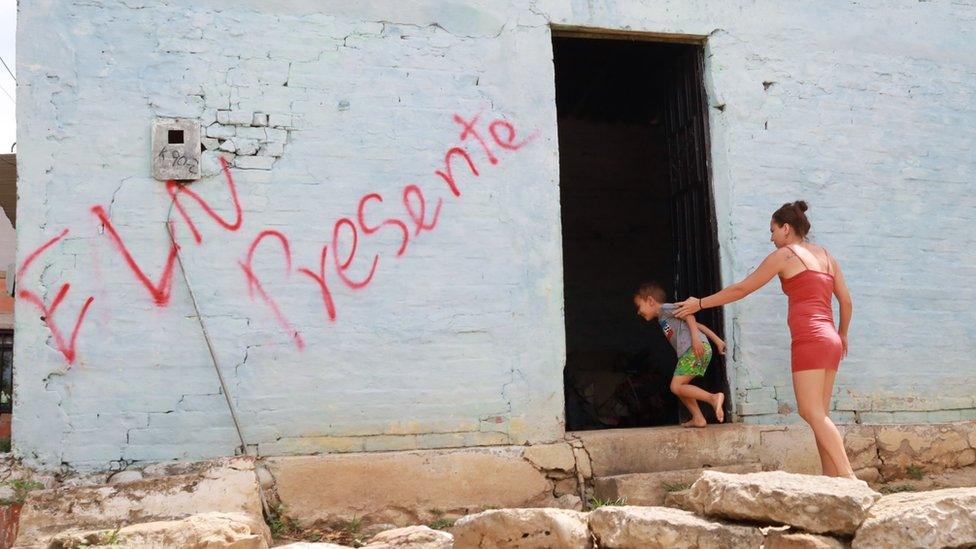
[0,330,10,414]
[554,34,729,431]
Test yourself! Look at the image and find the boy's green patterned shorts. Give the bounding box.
[674,340,712,377]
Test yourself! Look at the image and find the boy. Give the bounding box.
[634,282,727,427]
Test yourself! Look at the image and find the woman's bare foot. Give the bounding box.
[681,418,707,428]
[710,393,725,423]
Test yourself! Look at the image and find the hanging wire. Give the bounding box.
[164,193,248,454]
[163,176,273,520]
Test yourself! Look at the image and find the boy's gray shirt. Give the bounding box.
[659,303,707,356]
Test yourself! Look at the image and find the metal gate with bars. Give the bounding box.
[664,46,731,419]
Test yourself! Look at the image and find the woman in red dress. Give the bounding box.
[674,201,856,479]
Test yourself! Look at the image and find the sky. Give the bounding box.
[0,0,14,154]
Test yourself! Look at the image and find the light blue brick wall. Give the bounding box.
[13,1,976,470]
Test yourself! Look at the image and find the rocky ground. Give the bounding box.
[267,463,976,547]
[448,470,976,548]
[0,453,974,548]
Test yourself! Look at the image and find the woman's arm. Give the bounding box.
[832,258,853,356]
[674,247,790,318]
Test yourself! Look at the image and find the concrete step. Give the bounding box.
[592,462,762,506]
[572,424,763,477]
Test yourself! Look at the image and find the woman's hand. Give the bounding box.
[674,296,702,319]
[840,333,848,357]
[715,339,727,356]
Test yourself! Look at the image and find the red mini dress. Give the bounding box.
[780,247,843,373]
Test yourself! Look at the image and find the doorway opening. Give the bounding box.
[554,33,729,431]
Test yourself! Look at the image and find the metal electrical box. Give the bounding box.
[151,118,201,181]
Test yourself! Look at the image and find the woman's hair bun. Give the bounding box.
[772,200,812,238]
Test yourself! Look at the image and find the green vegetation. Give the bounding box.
[905,465,925,480]
[880,484,916,494]
[587,494,627,509]
[1,478,44,505]
[661,481,692,493]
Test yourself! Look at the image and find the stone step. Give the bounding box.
[572,424,763,477]
[592,463,762,506]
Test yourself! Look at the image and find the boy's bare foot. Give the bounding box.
[711,393,725,423]
[681,418,707,428]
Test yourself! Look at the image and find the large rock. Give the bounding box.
[688,471,880,535]
[45,512,269,549]
[14,456,267,546]
[452,508,591,548]
[364,525,453,548]
[852,487,976,549]
[588,506,763,549]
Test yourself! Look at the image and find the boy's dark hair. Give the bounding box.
[634,282,667,303]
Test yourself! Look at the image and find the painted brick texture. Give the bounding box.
[13,1,976,470]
